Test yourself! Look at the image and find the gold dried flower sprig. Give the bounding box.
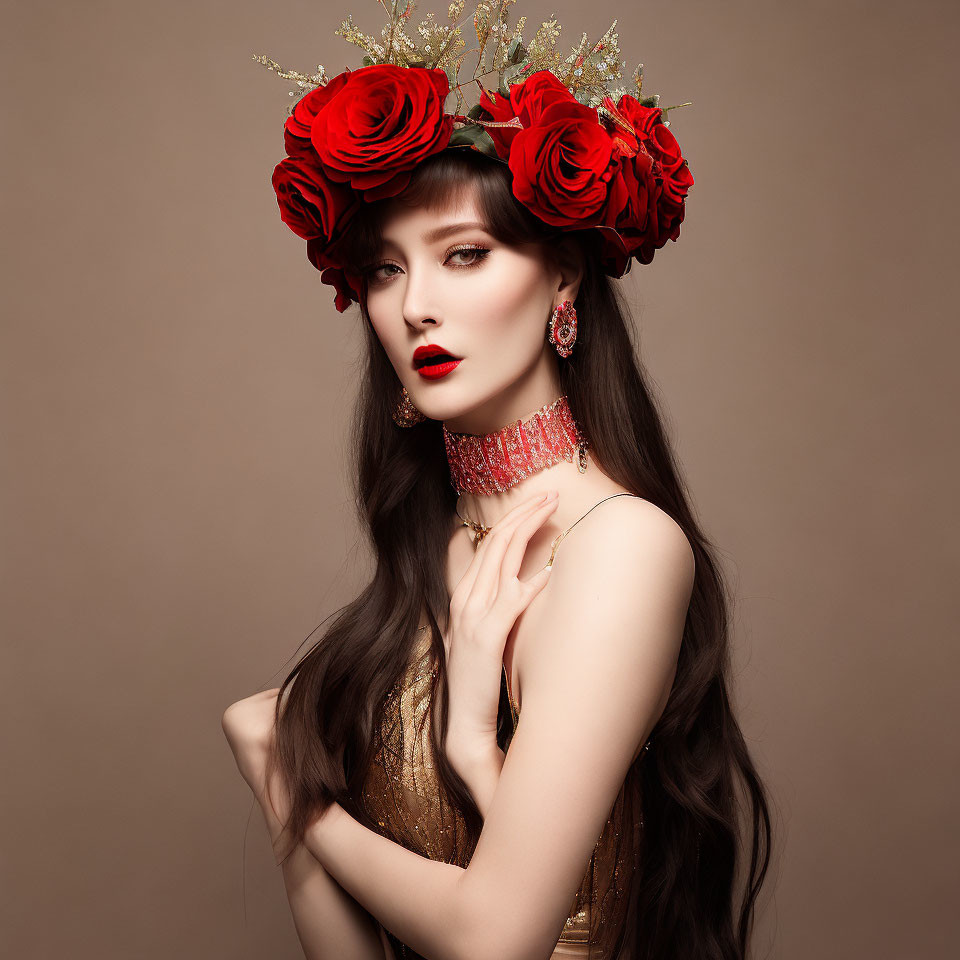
[251,56,329,99]
[254,0,691,125]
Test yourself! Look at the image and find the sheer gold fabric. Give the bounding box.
[359,494,648,959]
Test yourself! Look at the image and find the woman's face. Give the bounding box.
[362,186,580,434]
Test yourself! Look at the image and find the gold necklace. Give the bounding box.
[454,496,569,566]
[454,497,494,546]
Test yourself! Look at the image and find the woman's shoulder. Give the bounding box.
[512,490,692,719]
[544,491,696,635]
[556,489,693,569]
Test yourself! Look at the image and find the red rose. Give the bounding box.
[271,154,359,244]
[509,70,575,122]
[322,265,362,313]
[307,64,453,199]
[616,95,693,207]
[615,97,663,140]
[600,150,659,267]
[597,97,640,161]
[598,95,693,266]
[478,69,578,159]
[306,239,363,314]
[478,70,625,228]
[282,72,352,161]
[508,99,622,228]
[647,123,694,204]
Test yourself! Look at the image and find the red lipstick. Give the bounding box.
[413,344,462,381]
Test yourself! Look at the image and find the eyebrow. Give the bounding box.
[381,220,491,248]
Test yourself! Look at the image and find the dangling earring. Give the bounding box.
[547,300,578,358]
[392,385,427,427]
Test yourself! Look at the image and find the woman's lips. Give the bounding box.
[417,358,462,380]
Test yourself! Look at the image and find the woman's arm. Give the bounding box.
[263,791,395,960]
[279,842,390,960]
[299,500,694,960]
[449,741,507,819]
[254,734,497,959]
[223,699,392,960]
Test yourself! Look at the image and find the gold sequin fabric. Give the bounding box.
[360,627,469,868]
[360,629,646,960]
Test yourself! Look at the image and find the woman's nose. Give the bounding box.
[402,272,441,328]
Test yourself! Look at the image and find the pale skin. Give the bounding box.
[222,185,695,960]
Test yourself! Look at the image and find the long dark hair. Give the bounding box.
[267,148,773,959]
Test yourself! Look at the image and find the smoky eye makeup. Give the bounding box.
[362,242,492,284]
[445,243,492,267]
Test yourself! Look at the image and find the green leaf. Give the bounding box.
[448,125,484,148]
[467,103,486,120]
[471,130,499,159]
[506,37,526,64]
[443,65,459,112]
[361,55,376,67]
[446,129,500,160]
[500,61,529,93]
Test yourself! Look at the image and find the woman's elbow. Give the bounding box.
[452,873,559,960]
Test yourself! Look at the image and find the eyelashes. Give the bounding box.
[446,245,492,269]
[363,244,492,285]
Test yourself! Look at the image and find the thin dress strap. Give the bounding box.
[503,493,644,721]
[546,492,642,566]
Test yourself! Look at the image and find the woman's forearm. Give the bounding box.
[258,794,388,959]
[255,745,503,960]
[304,803,472,960]
[280,841,389,959]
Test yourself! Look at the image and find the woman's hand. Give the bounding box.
[443,490,559,773]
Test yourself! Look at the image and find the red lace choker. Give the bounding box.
[443,395,589,496]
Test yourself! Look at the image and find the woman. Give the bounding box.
[224,9,771,959]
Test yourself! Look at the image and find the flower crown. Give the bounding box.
[256,0,694,312]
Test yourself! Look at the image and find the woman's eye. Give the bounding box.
[447,246,490,268]
[366,263,401,284]
[364,246,490,285]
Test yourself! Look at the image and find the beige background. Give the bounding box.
[2,1,957,957]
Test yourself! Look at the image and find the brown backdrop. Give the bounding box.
[3,1,957,957]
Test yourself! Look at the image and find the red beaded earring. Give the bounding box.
[547,300,578,358]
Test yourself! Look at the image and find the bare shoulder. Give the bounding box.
[558,494,695,589]
[516,495,694,705]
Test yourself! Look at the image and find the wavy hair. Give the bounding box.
[266,148,772,960]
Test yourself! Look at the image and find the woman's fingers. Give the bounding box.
[499,494,559,585]
[517,559,555,603]
[464,493,554,605]
[452,492,547,603]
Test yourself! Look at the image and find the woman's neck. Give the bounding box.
[456,456,594,529]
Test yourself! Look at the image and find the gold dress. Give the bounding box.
[359,495,649,960]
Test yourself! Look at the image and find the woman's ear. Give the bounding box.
[552,235,585,306]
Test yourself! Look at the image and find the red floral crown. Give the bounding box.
[256,1,694,313]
